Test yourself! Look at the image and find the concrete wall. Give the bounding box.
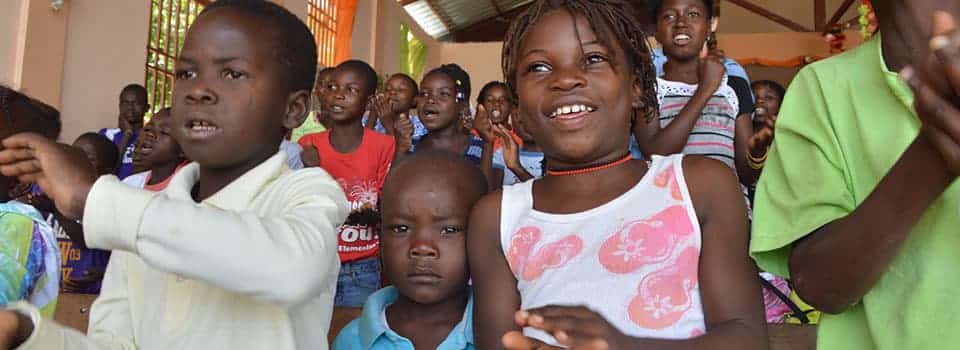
[0,0,27,89]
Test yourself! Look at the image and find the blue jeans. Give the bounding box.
[335,257,381,307]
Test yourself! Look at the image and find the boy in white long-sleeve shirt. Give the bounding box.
[0,1,348,349]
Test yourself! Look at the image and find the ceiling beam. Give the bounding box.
[727,0,813,32]
[814,0,826,31]
[822,0,858,34]
[424,0,457,33]
[489,0,505,18]
[398,0,418,6]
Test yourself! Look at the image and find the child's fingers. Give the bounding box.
[929,31,960,96]
[502,331,556,350]
[904,67,960,142]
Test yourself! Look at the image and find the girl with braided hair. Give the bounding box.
[467,1,766,349]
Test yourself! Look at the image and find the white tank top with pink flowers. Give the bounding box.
[499,154,705,345]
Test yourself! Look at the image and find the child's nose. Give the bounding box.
[409,240,438,259]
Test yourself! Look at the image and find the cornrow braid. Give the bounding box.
[502,0,659,123]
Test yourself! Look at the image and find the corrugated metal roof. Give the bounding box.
[399,0,534,40]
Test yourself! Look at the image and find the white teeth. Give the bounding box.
[676,34,691,40]
[550,104,594,118]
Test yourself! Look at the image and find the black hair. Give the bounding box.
[202,0,317,92]
[75,132,120,169]
[426,64,471,104]
[0,85,62,140]
[477,81,513,106]
[648,0,715,22]
[120,84,148,102]
[751,80,786,102]
[336,60,379,97]
[502,0,659,123]
[385,150,488,199]
[389,73,419,92]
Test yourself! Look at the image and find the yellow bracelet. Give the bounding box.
[748,148,768,170]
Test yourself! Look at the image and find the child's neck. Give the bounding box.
[328,118,365,153]
[387,289,468,339]
[663,57,701,85]
[147,161,181,186]
[426,123,463,140]
[193,149,276,202]
[534,154,648,214]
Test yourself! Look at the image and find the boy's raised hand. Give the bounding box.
[496,124,521,169]
[903,11,960,176]
[0,133,97,220]
[698,51,727,95]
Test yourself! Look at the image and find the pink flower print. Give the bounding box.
[598,206,695,274]
[505,227,584,281]
[629,247,700,329]
[507,227,542,274]
[690,328,705,337]
[654,164,683,201]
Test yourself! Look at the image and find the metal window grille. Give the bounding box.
[144,0,209,114]
[307,0,338,67]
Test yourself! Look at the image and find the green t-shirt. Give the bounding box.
[751,34,960,350]
[290,111,327,143]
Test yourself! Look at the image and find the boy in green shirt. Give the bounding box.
[751,2,960,349]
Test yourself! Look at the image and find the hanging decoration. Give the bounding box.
[858,0,878,40]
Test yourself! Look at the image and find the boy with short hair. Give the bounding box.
[125,108,186,190]
[299,60,396,308]
[98,84,149,179]
[0,1,348,349]
[333,151,486,350]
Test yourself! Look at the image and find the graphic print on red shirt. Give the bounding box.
[299,129,395,262]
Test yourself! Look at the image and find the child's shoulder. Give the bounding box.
[678,155,743,215]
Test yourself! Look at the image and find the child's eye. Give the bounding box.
[662,13,676,21]
[585,53,608,65]
[223,69,246,80]
[526,62,551,73]
[175,69,197,80]
[388,225,409,234]
[687,11,700,18]
[440,226,464,235]
[348,87,360,94]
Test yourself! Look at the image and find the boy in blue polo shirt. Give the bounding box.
[333,151,486,350]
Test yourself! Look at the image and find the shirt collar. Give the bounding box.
[161,151,288,210]
[873,33,915,113]
[358,287,475,349]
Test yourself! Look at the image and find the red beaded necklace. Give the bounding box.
[546,153,633,176]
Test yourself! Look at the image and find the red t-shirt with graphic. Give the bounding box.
[299,129,395,263]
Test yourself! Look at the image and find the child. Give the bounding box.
[51,133,118,295]
[126,108,186,190]
[752,4,960,349]
[396,64,486,166]
[0,1,349,349]
[292,67,334,142]
[0,86,61,320]
[299,60,396,308]
[333,151,486,350]
[365,73,428,140]
[98,84,149,179]
[468,1,766,349]
[635,0,766,188]
[750,80,783,135]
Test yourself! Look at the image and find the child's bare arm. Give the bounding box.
[733,113,760,186]
[468,191,523,350]
[503,157,766,350]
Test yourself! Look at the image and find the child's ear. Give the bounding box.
[282,90,311,130]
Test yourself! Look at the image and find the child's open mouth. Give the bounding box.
[329,104,345,113]
[548,103,596,119]
[184,119,221,140]
[673,33,692,46]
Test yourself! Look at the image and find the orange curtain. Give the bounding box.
[334,0,357,65]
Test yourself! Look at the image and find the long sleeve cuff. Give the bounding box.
[83,175,159,253]
[6,302,59,350]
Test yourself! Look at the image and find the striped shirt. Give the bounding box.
[656,77,741,170]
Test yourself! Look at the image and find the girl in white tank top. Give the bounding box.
[467,1,766,349]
